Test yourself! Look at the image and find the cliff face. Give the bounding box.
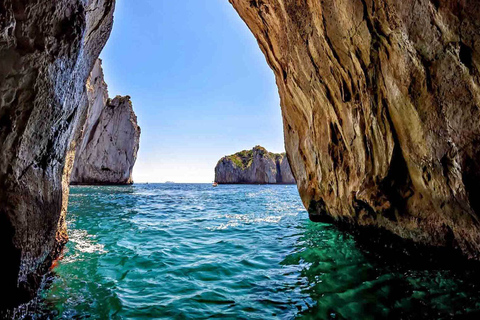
[215,146,295,184]
[70,60,140,185]
[0,0,114,309]
[230,0,480,257]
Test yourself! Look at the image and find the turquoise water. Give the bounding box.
[33,184,480,319]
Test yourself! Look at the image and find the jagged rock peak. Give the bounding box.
[70,60,140,185]
[215,146,295,184]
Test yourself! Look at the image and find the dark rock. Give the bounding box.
[0,0,114,310]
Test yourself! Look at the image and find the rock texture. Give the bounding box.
[230,0,480,257]
[70,59,140,185]
[0,0,114,310]
[215,146,295,184]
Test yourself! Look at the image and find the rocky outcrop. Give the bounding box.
[230,0,480,257]
[0,0,114,310]
[215,146,295,184]
[70,60,140,185]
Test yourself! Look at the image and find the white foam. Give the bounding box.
[207,213,286,230]
[68,229,107,256]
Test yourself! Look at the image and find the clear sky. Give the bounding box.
[100,0,284,183]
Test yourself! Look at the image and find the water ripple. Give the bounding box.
[31,184,480,319]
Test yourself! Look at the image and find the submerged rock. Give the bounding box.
[215,146,295,184]
[230,0,480,257]
[0,0,114,310]
[70,60,140,185]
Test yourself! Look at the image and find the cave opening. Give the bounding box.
[97,0,286,184]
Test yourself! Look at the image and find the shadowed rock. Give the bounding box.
[0,0,115,311]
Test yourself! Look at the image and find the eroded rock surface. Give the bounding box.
[0,0,114,309]
[215,146,295,184]
[230,0,480,257]
[70,59,140,185]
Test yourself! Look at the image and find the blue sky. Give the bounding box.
[100,0,284,183]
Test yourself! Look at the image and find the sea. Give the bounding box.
[24,184,480,319]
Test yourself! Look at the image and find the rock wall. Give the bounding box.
[230,0,480,257]
[0,0,114,309]
[70,59,140,185]
[215,146,295,184]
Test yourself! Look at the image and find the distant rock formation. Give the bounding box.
[70,60,141,185]
[215,146,295,184]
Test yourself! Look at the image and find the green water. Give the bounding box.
[31,184,480,319]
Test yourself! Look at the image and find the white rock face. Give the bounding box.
[278,156,295,184]
[215,146,295,184]
[70,60,141,185]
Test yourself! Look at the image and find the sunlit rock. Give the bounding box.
[215,146,295,184]
[70,60,141,185]
[230,0,480,257]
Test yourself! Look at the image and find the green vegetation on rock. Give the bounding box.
[222,146,286,169]
[215,145,295,184]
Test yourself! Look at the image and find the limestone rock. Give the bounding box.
[0,0,114,310]
[215,146,295,184]
[70,60,140,185]
[230,0,480,257]
[278,155,295,184]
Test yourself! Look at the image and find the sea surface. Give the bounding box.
[28,184,480,319]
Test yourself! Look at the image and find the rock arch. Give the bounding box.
[2,0,480,312]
